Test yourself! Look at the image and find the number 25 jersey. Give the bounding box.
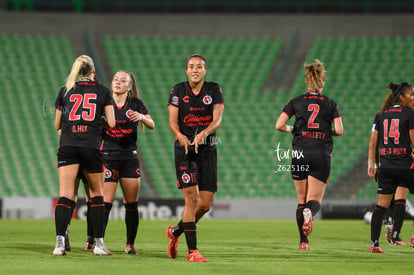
[55,80,114,149]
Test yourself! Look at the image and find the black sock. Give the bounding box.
[306,200,321,217]
[371,204,387,247]
[296,204,307,243]
[103,202,113,236]
[124,201,139,245]
[55,197,76,236]
[90,196,105,239]
[173,220,184,237]
[67,203,76,230]
[182,222,197,252]
[392,199,406,241]
[86,202,94,244]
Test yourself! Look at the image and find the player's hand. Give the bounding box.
[128,111,145,122]
[190,131,207,153]
[177,133,191,154]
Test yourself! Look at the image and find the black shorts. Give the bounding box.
[174,142,218,192]
[57,146,103,173]
[103,158,141,182]
[291,152,331,183]
[377,168,414,194]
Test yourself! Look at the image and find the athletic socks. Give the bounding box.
[371,204,387,246]
[90,196,105,239]
[306,200,321,217]
[172,220,184,237]
[55,197,76,236]
[103,202,113,236]
[124,201,139,245]
[86,202,94,244]
[182,222,197,252]
[296,204,308,243]
[392,199,406,241]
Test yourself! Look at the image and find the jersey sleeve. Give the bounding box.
[409,110,414,131]
[372,113,380,132]
[136,99,149,115]
[168,84,180,107]
[281,99,294,118]
[54,87,66,110]
[103,87,115,107]
[212,83,224,105]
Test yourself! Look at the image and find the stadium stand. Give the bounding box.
[0,34,74,197]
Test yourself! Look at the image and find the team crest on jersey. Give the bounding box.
[171,96,179,106]
[181,172,191,184]
[203,95,212,105]
[126,109,134,118]
[104,168,112,179]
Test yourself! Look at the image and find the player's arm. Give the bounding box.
[367,130,379,178]
[332,117,343,136]
[275,112,293,133]
[168,105,190,154]
[55,109,62,130]
[104,105,116,129]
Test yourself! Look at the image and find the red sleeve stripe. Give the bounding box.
[167,103,179,108]
[281,111,291,118]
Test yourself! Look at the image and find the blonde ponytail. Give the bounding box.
[65,55,94,94]
[304,59,326,90]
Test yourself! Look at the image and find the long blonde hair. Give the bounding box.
[65,55,94,94]
[304,59,326,89]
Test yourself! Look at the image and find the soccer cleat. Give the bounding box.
[64,229,71,252]
[93,240,112,256]
[389,239,406,246]
[187,250,208,262]
[166,226,179,259]
[125,244,138,255]
[299,242,310,251]
[369,246,385,253]
[84,242,94,250]
[384,224,393,244]
[53,236,66,256]
[302,208,313,236]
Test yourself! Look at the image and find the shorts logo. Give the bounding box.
[104,168,112,179]
[203,95,212,105]
[181,172,191,183]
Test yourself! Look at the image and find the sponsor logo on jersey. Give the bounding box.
[182,96,190,103]
[126,109,134,118]
[203,95,212,105]
[181,172,191,183]
[104,168,112,179]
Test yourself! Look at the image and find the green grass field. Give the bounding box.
[0,219,413,274]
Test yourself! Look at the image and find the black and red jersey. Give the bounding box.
[102,96,148,160]
[282,90,341,154]
[372,105,414,169]
[168,81,224,143]
[55,80,114,149]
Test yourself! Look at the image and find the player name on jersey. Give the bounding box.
[72,125,88,133]
[301,130,326,139]
[380,147,408,156]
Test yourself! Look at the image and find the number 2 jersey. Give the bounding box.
[101,96,148,160]
[282,90,341,155]
[55,80,114,149]
[168,81,224,143]
[372,104,414,169]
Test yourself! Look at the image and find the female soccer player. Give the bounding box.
[166,54,225,262]
[101,70,155,254]
[54,55,115,256]
[275,59,343,251]
[367,82,414,253]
